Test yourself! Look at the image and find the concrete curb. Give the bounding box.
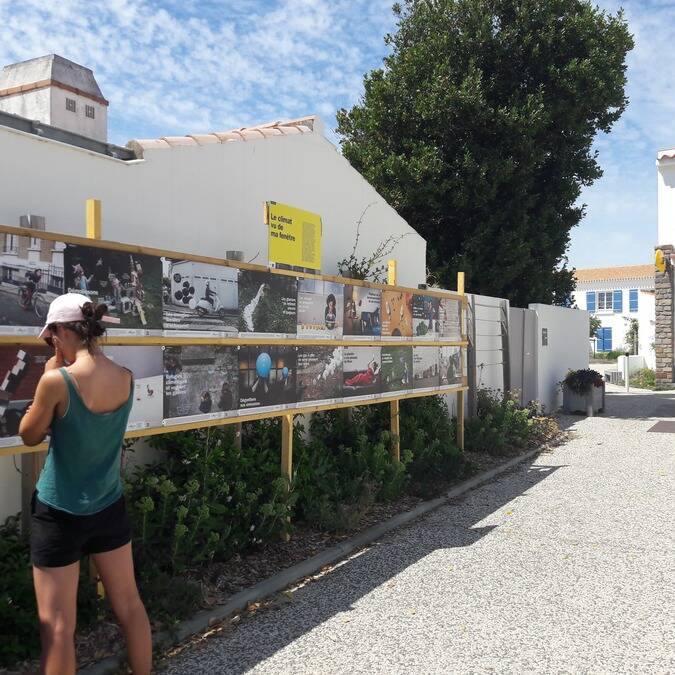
[81,447,540,675]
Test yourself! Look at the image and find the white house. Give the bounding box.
[573,265,654,366]
[0,54,108,143]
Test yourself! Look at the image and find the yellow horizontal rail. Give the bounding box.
[0,335,469,348]
[0,382,468,457]
[0,223,465,302]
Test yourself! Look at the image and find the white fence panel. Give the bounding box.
[466,293,510,415]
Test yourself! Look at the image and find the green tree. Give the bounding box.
[624,317,638,354]
[589,314,602,339]
[337,0,633,306]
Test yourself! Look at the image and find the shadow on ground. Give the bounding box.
[555,389,675,428]
[597,390,675,421]
[162,458,562,674]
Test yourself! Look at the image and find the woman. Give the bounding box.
[344,359,380,387]
[19,293,151,675]
[324,293,337,330]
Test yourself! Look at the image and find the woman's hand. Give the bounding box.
[44,339,66,372]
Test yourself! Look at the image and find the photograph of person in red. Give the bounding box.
[342,346,381,397]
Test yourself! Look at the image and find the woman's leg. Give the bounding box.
[92,542,151,675]
[33,561,80,675]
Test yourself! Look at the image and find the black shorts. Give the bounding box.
[30,492,132,568]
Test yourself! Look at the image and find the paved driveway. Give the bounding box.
[161,389,675,674]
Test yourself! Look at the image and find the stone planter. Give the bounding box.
[562,382,605,415]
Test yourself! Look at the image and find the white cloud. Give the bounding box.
[0,0,395,143]
[0,0,666,271]
[572,0,673,268]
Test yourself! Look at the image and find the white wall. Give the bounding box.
[617,354,646,377]
[638,290,656,368]
[657,155,675,246]
[0,88,51,123]
[529,304,589,412]
[0,122,426,287]
[50,87,107,143]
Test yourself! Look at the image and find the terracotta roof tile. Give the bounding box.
[128,116,319,158]
[658,149,675,160]
[187,134,220,145]
[161,136,198,147]
[574,264,653,283]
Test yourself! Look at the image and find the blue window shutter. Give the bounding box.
[596,327,613,352]
[586,291,596,312]
[629,289,638,312]
[613,290,622,313]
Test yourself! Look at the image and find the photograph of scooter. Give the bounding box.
[162,258,239,333]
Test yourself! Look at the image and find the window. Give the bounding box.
[597,291,613,311]
[596,327,613,352]
[586,291,596,312]
[4,234,18,254]
[65,98,76,112]
[85,104,95,119]
[629,289,638,313]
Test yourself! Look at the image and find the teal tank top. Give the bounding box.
[36,367,133,515]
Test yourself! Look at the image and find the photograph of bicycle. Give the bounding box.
[63,244,163,332]
[0,234,65,331]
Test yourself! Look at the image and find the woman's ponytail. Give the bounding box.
[65,301,107,347]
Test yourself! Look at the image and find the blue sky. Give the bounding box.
[0,0,671,270]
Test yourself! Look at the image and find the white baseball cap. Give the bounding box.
[38,293,92,338]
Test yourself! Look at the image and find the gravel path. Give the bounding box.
[161,389,675,674]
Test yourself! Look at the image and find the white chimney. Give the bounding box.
[0,54,108,143]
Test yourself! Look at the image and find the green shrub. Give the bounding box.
[465,389,534,456]
[292,396,466,527]
[400,397,465,497]
[0,515,101,668]
[591,349,624,360]
[125,422,297,626]
[563,368,604,395]
[0,516,38,667]
[293,407,409,530]
[630,368,656,390]
[127,423,296,576]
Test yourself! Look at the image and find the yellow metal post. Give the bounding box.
[456,272,465,450]
[281,413,294,540]
[387,259,401,462]
[86,199,102,240]
[85,199,105,596]
[390,400,400,462]
[387,259,397,286]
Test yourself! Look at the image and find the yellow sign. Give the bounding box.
[266,201,322,273]
[655,248,667,274]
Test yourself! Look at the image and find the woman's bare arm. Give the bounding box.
[19,370,64,446]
